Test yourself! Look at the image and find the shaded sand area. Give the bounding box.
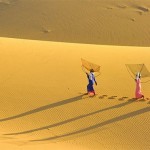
[0,37,150,150]
[0,0,150,46]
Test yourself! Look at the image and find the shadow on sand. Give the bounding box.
[30,106,150,142]
[0,94,85,122]
[5,98,135,136]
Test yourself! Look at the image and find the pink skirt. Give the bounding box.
[135,79,143,99]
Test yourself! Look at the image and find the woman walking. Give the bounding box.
[86,69,97,96]
[135,72,144,99]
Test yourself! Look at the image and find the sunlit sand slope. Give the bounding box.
[0,37,150,150]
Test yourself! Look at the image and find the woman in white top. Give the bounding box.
[86,69,97,96]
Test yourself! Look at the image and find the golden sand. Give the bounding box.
[0,37,150,150]
[0,0,150,46]
[0,0,150,150]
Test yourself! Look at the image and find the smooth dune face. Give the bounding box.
[0,37,150,150]
[0,0,150,46]
[0,0,150,149]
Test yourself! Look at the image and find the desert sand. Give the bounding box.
[0,37,150,150]
[0,0,150,149]
[0,0,150,46]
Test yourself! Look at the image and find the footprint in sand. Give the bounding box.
[112,96,117,98]
[41,26,52,34]
[102,95,108,97]
[99,96,105,99]
[108,96,117,100]
[106,7,113,10]
[117,5,128,9]
[118,96,128,101]
[137,6,149,12]
[43,29,52,33]
[137,11,143,15]
[99,95,107,99]
[130,18,135,22]
[134,6,149,15]
[122,96,128,99]
[128,98,137,102]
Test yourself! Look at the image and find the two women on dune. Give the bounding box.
[84,69,144,99]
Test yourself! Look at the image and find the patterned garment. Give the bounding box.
[87,73,96,94]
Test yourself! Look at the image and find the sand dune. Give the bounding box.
[0,0,150,46]
[0,37,150,150]
[0,1,150,150]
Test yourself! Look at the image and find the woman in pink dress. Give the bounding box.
[135,72,144,99]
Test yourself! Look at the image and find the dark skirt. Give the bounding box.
[87,83,95,94]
